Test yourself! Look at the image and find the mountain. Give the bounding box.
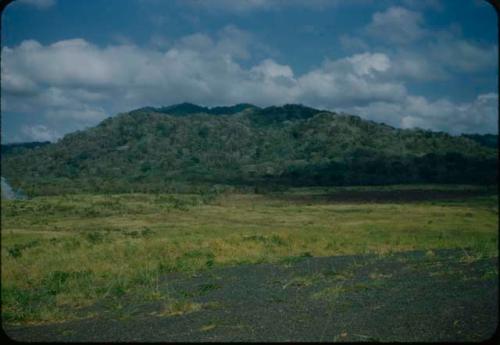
[1,141,51,154]
[1,104,497,196]
[136,102,260,116]
[461,134,498,149]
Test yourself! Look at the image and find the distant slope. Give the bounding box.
[1,104,497,195]
[135,102,260,116]
[461,134,498,149]
[1,141,51,155]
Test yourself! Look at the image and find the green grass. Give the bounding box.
[1,185,498,324]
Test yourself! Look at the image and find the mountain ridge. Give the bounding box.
[1,103,497,196]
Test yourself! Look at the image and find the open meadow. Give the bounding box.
[1,184,498,341]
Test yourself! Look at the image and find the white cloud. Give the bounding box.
[297,53,407,108]
[429,32,498,73]
[215,25,255,60]
[388,51,449,81]
[46,107,107,124]
[21,124,60,142]
[382,32,497,81]
[345,53,390,77]
[402,93,499,134]
[3,36,404,113]
[148,34,171,49]
[365,6,427,44]
[343,93,498,135]
[339,34,369,53]
[251,59,294,79]
[2,30,497,139]
[356,6,497,80]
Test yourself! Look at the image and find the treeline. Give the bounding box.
[277,152,497,186]
[1,141,51,155]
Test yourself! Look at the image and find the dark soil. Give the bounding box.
[268,189,497,204]
[3,249,498,342]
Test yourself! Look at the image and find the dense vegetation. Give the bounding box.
[462,134,498,149]
[1,103,497,196]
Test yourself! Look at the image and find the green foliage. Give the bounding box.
[1,104,497,196]
[7,240,40,258]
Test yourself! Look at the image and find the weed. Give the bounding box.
[200,324,217,332]
[321,269,354,281]
[311,285,346,301]
[202,301,222,310]
[156,300,203,317]
[42,270,93,296]
[198,283,221,294]
[7,247,22,259]
[280,255,310,267]
[481,268,498,281]
[84,232,105,244]
[368,272,392,280]
[127,230,141,238]
[141,227,155,237]
[282,273,324,289]
[7,240,40,258]
[242,234,287,247]
[62,238,81,250]
[180,284,220,298]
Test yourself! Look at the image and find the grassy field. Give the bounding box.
[1,184,498,324]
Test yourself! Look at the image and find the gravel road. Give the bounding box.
[4,249,498,342]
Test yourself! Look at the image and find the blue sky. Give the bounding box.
[1,0,497,143]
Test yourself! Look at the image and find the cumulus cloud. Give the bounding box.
[21,124,60,142]
[400,93,499,134]
[356,5,497,81]
[2,26,497,142]
[339,34,370,53]
[365,6,427,44]
[251,59,294,79]
[342,93,498,135]
[383,33,497,82]
[429,32,498,73]
[297,53,407,108]
[388,51,449,81]
[1,36,404,114]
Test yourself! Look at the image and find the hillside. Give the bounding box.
[1,104,497,196]
[1,141,51,155]
[461,134,498,149]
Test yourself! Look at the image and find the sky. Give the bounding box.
[1,0,498,143]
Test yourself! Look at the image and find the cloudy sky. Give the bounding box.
[1,0,497,143]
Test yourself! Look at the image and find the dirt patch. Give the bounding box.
[4,249,498,342]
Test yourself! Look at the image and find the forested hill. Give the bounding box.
[1,104,497,196]
[1,141,51,154]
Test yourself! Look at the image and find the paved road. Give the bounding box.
[4,249,498,342]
